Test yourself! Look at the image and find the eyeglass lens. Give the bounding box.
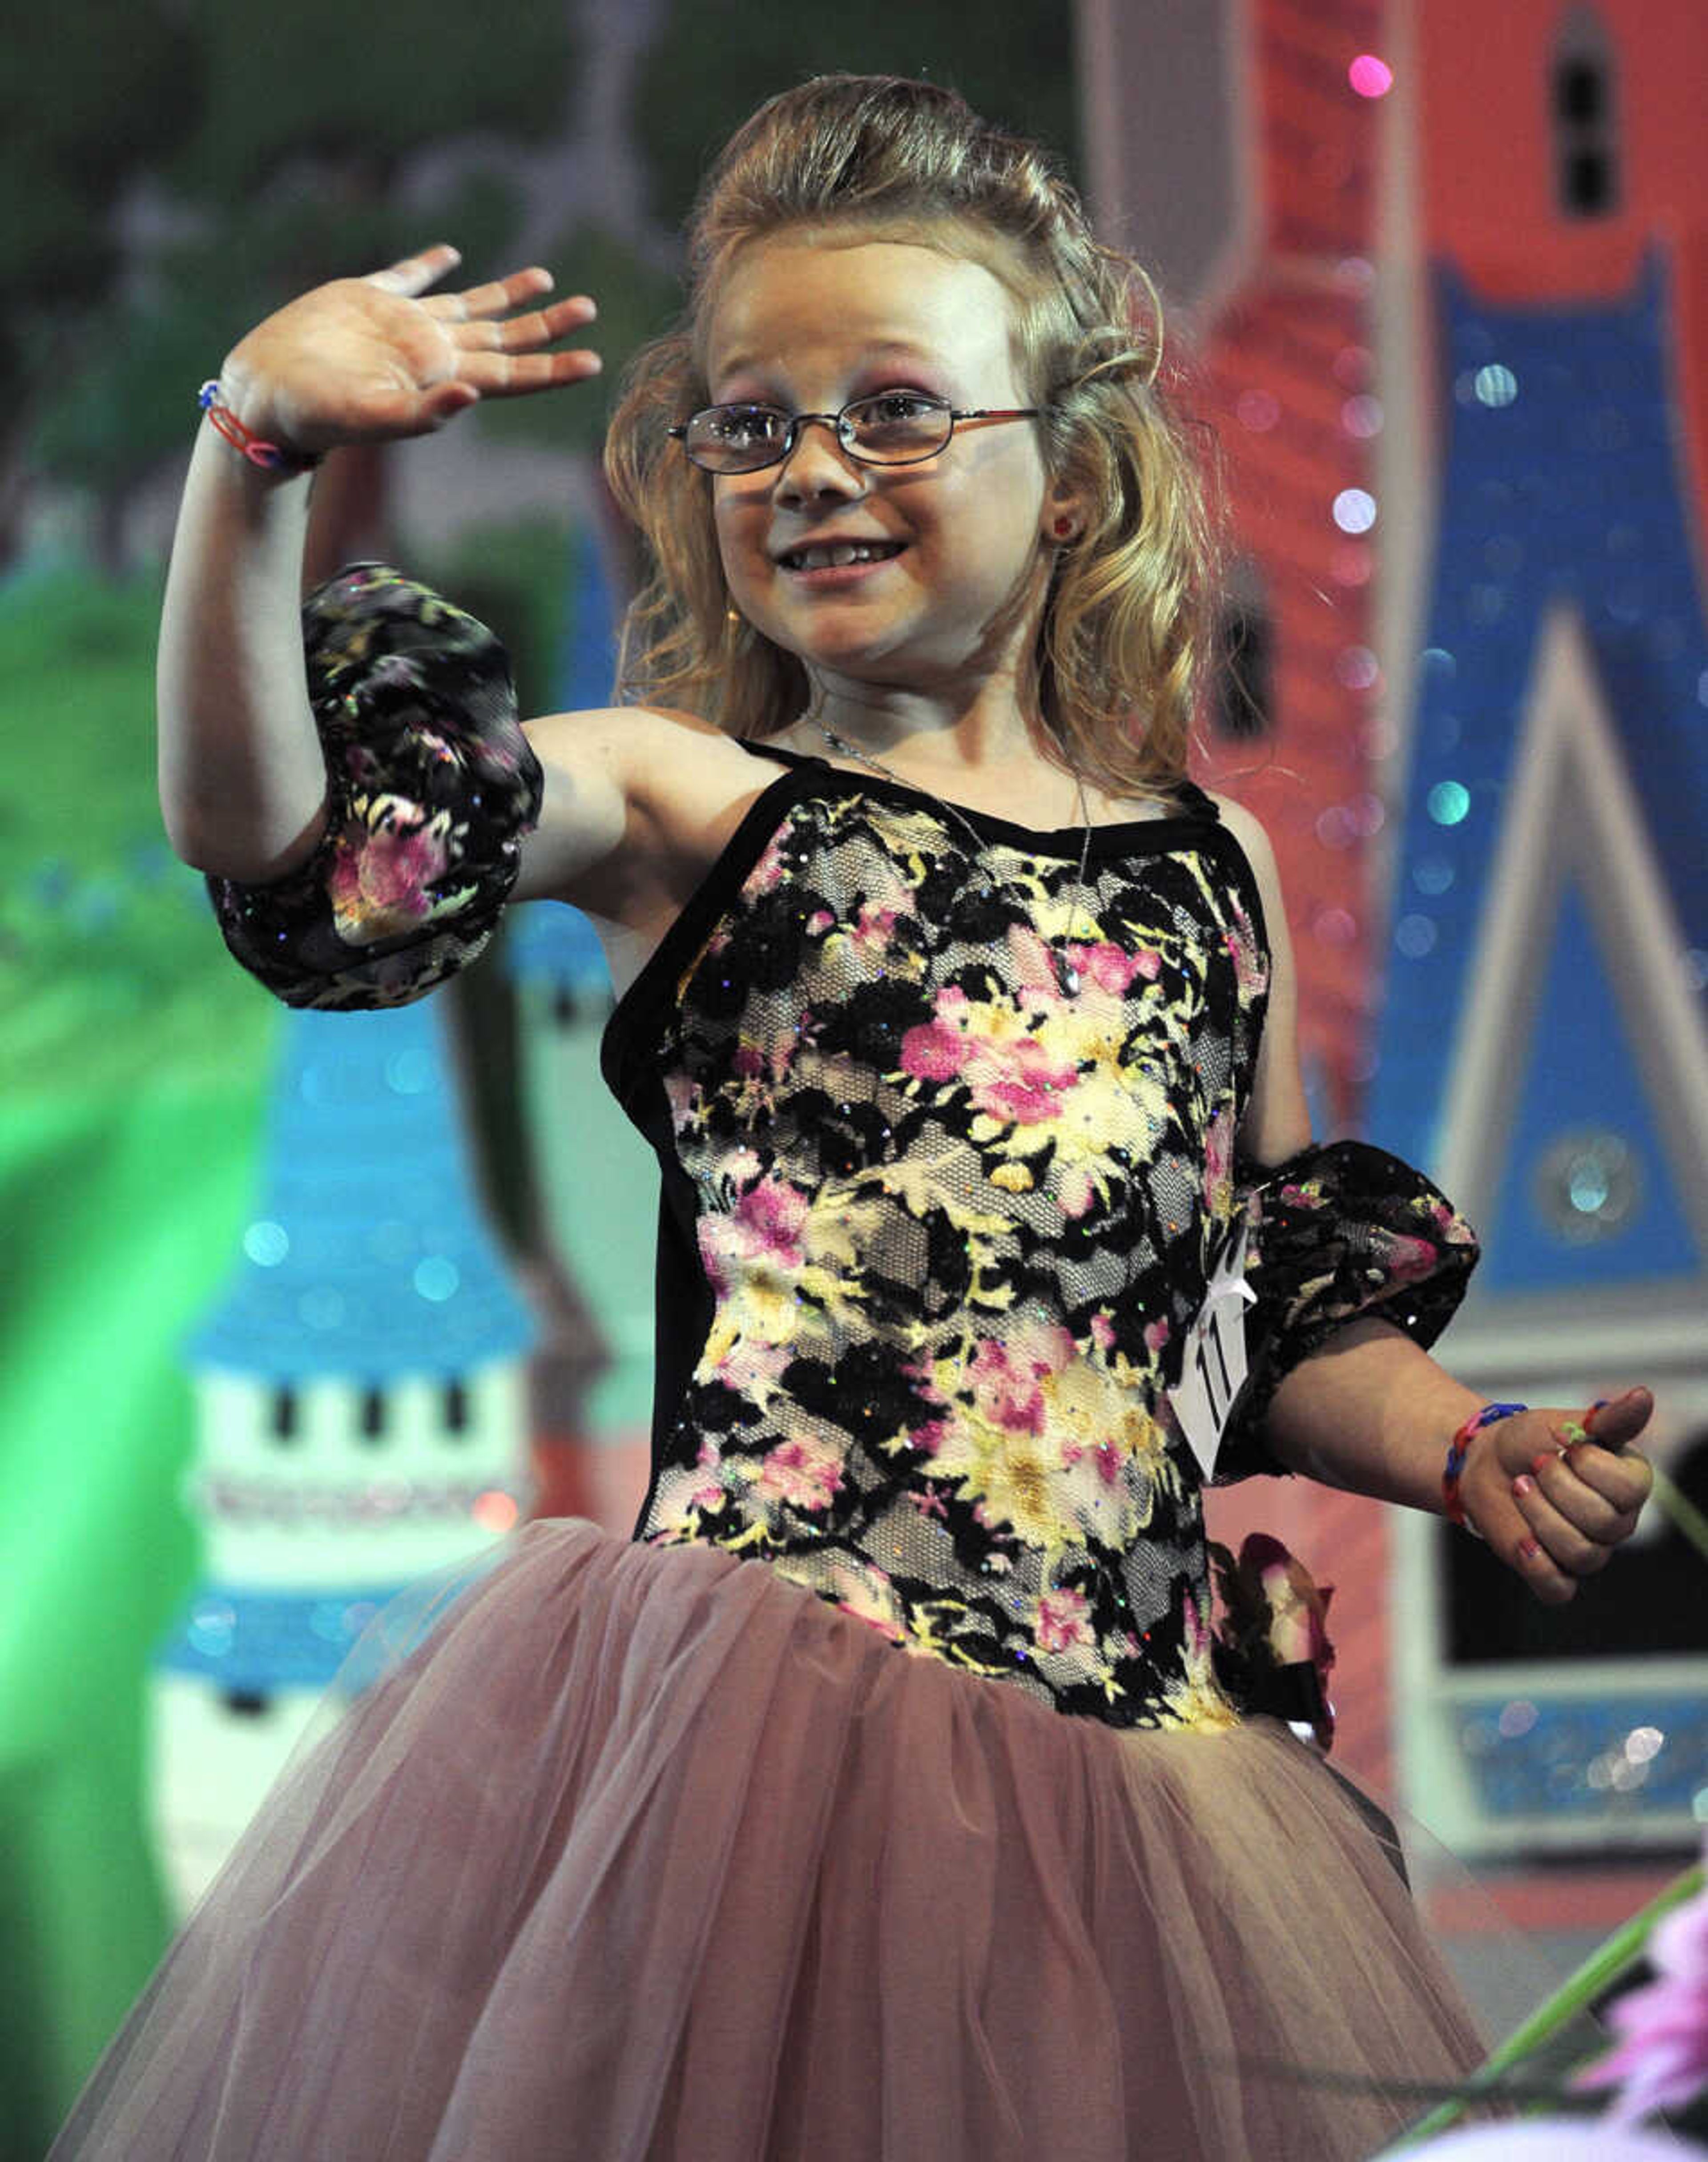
[683,394,953,473]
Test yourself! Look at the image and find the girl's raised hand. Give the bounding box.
[1460,1387,1655,1604]
[217,245,600,460]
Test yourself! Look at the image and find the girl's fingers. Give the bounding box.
[1558,1438,1652,1517]
[1510,1466,1614,1573]
[367,246,463,296]
[455,296,599,353]
[1505,1521,1579,1605]
[1581,1385,1653,1449]
[459,346,603,399]
[427,267,566,322]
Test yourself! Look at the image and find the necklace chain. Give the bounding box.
[810,721,1096,991]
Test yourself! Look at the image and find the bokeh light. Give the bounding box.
[1348,54,1394,98]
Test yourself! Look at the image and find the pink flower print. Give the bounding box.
[1133,948,1163,980]
[967,1339,1047,1435]
[1090,1311,1116,1353]
[733,1043,765,1079]
[747,826,792,896]
[688,1437,726,1513]
[1204,1105,1235,1216]
[853,900,898,954]
[1223,911,1268,996]
[1061,1432,1124,1491]
[1069,942,1142,997]
[968,1035,1078,1126]
[1574,1862,1708,2126]
[900,987,974,1083]
[910,1418,950,1458]
[1144,1316,1171,1357]
[1036,1586,1094,1655]
[1377,1229,1441,1284]
[1058,1165,1095,1218]
[329,807,451,944]
[734,1177,810,1267]
[1006,922,1063,1001]
[757,1434,844,1513]
[807,907,836,935]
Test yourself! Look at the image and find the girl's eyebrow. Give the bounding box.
[711,336,945,386]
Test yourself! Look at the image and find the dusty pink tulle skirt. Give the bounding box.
[52,1521,1483,2160]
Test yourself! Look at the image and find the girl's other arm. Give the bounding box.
[1217,797,1653,1600]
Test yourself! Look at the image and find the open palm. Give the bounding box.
[218,245,600,456]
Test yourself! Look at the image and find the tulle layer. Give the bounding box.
[53,1521,1482,2161]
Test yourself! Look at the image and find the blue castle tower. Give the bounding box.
[1381,260,1708,1853]
[151,998,537,1910]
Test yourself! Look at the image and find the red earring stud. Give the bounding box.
[1053,515,1077,540]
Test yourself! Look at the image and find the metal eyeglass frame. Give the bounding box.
[668,395,1042,475]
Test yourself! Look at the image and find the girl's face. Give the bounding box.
[702,234,1076,708]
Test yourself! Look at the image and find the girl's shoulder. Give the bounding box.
[1203,790,1277,870]
[1200,789,1289,936]
[516,701,799,914]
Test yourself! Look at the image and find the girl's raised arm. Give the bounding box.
[158,248,600,881]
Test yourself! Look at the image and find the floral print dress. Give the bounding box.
[213,564,1480,1734]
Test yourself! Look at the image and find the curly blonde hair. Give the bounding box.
[604,74,1221,797]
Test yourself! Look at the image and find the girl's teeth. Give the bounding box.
[787,542,895,570]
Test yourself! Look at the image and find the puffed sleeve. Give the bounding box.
[206,562,543,1010]
[1211,1138,1481,1482]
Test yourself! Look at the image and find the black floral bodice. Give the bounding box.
[211,569,1482,1732]
[603,755,1279,1726]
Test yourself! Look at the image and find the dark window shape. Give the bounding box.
[1211,560,1273,740]
[222,1690,271,1717]
[444,1378,470,1435]
[270,1386,299,1442]
[1552,10,1619,220]
[359,1386,387,1441]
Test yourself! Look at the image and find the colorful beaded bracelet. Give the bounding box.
[1442,1400,1528,1527]
[197,382,319,474]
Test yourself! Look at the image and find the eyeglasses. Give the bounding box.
[669,392,1041,475]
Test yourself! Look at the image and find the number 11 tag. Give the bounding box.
[1166,1222,1255,1481]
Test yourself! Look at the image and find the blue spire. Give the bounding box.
[189,1000,536,1381]
[1372,256,1708,1171]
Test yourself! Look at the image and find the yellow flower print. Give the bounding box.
[968,1432,1072,1548]
[1159,1589,1242,1733]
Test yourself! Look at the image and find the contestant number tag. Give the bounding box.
[1167,1224,1255,1480]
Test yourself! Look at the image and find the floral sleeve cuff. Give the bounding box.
[207,563,543,1010]
[1211,1138,1481,1483]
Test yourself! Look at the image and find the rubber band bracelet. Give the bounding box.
[1442,1401,1529,1527]
[197,382,319,474]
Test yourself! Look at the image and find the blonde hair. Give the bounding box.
[604,74,1221,797]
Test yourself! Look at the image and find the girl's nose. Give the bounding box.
[773,418,867,504]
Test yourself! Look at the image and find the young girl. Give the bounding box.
[57,74,1652,2162]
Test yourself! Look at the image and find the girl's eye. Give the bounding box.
[856,391,942,425]
[710,405,788,449]
[845,391,951,456]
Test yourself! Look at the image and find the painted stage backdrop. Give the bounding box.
[4,2,1705,2150]
[0,5,1078,2146]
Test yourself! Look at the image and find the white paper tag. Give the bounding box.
[1167,1222,1255,1481]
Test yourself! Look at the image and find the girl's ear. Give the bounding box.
[1041,476,1086,546]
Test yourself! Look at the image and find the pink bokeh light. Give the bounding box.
[1349,54,1394,98]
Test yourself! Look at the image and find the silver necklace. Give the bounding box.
[811,721,1097,995]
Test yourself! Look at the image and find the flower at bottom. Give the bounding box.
[1571,1863,1708,2127]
